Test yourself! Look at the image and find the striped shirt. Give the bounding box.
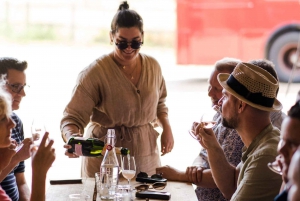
[0,113,25,201]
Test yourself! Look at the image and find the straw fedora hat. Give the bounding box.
[217,62,282,112]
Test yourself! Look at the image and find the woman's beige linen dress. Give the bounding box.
[60,53,168,177]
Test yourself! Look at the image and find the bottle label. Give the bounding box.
[106,145,113,151]
[75,144,83,156]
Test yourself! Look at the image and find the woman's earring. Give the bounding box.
[110,40,113,45]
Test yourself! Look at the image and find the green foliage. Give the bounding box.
[21,24,57,41]
[0,23,175,48]
[0,23,57,42]
[93,29,110,44]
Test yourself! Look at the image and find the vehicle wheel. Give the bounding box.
[268,31,300,83]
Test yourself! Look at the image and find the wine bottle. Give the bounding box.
[67,136,130,157]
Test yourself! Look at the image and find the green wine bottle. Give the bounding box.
[67,137,130,157]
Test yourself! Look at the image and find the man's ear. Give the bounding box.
[238,101,246,113]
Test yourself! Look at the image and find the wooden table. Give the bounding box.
[46,178,198,201]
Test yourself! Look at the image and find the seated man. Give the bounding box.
[196,62,282,200]
[288,146,300,201]
[274,100,300,201]
[156,59,285,201]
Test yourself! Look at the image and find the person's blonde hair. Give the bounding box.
[0,77,12,117]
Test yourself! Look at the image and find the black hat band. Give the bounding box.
[226,75,275,108]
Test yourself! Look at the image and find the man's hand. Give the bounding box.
[14,138,32,162]
[186,166,204,185]
[196,124,219,150]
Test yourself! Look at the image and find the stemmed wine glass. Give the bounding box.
[121,155,136,186]
[188,105,221,140]
[268,161,282,175]
[31,118,46,146]
[268,155,283,175]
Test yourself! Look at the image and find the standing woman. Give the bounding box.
[61,1,174,177]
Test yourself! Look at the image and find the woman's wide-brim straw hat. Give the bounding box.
[217,62,282,112]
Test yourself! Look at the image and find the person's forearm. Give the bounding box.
[176,170,190,182]
[196,170,218,188]
[18,184,30,201]
[31,173,46,201]
[157,113,172,131]
[279,181,286,193]
[0,157,20,182]
[61,124,80,142]
[16,173,31,201]
[207,146,237,199]
[191,154,217,188]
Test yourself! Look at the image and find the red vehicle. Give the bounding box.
[177,0,300,82]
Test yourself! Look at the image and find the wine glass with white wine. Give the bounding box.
[188,105,220,140]
[121,155,136,186]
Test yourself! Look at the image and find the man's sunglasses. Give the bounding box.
[6,83,29,94]
[135,182,167,192]
[115,40,143,50]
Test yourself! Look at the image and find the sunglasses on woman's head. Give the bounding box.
[135,182,167,192]
[115,40,143,50]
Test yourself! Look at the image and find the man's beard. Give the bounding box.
[222,115,238,129]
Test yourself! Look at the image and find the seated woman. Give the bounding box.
[0,85,55,201]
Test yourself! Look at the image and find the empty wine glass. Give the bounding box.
[188,105,220,140]
[268,161,282,175]
[268,155,283,175]
[121,155,136,186]
[31,118,46,146]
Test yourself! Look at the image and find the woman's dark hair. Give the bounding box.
[288,100,300,120]
[111,1,143,35]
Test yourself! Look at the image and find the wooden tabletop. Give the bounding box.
[46,177,197,201]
